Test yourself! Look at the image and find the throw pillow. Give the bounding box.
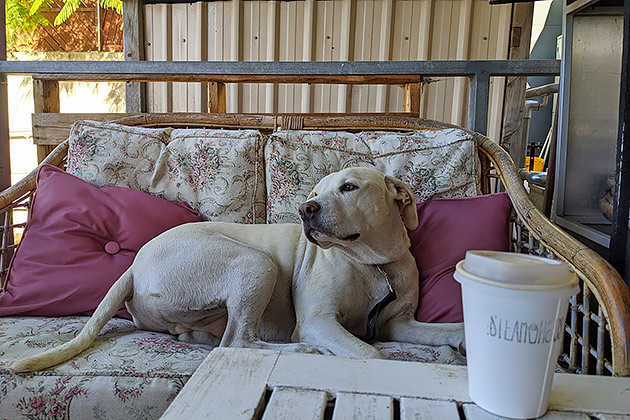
[0,165,202,319]
[154,128,266,223]
[408,193,512,323]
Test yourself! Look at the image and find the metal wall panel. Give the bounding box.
[143,0,511,137]
[562,15,623,221]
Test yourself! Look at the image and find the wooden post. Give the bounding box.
[208,82,227,113]
[123,0,146,113]
[0,0,10,191]
[500,3,534,168]
[403,83,421,116]
[33,79,61,163]
[33,79,60,114]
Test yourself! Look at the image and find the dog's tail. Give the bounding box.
[8,269,134,373]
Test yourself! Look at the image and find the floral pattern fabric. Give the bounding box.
[66,120,172,191]
[153,129,266,223]
[0,316,464,419]
[66,122,266,223]
[265,128,481,223]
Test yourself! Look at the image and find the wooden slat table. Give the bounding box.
[160,348,630,420]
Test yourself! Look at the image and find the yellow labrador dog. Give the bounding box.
[10,167,464,372]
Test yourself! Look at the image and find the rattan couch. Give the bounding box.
[0,113,629,416]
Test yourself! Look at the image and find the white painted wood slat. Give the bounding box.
[400,397,460,420]
[332,392,393,420]
[267,352,471,402]
[463,404,591,420]
[549,373,630,414]
[159,349,279,420]
[262,387,328,420]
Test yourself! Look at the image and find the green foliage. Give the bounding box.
[55,0,123,25]
[29,0,47,16]
[6,0,52,48]
[53,0,80,26]
[101,0,123,15]
[5,0,123,48]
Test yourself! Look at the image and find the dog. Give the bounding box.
[9,167,464,372]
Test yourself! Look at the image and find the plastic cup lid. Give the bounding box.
[460,250,576,289]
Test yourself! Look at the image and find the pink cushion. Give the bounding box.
[0,165,201,319]
[409,193,512,323]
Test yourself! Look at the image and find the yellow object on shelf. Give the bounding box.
[525,156,545,172]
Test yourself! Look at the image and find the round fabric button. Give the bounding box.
[104,241,121,255]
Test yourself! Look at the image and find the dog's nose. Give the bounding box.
[298,201,321,220]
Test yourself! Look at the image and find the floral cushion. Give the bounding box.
[67,121,266,223]
[153,128,266,223]
[265,128,481,223]
[0,317,206,420]
[66,121,172,191]
[0,316,464,419]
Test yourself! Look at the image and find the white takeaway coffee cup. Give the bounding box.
[454,251,579,419]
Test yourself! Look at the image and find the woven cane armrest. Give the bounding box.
[1,113,628,377]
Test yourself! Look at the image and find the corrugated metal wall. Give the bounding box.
[143,0,511,140]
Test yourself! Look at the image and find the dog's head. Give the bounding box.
[298,167,418,264]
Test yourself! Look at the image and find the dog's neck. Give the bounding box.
[356,265,397,342]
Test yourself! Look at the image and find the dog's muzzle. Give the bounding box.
[299,200,361,245]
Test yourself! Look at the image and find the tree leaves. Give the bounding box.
[53,0,81,26]
[6,0,124,49]
[6,0,52,48]
[101,0,123,14]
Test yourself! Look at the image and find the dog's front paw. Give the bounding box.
[292,343,334,355]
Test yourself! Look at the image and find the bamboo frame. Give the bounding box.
[0,113,628,377]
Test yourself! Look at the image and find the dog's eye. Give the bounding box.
[339,183,358,192]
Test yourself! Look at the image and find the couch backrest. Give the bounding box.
[63,118,483,223]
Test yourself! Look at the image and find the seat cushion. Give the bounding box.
[0,316,211,419]
[0,316,464,419]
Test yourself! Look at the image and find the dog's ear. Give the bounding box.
[385,175,418,230]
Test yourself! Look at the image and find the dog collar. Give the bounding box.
[357,265,397,342]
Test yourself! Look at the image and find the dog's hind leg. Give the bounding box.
[218,253,329,355]
[178,330,221,346]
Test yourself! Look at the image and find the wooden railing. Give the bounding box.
[10,59,561,162]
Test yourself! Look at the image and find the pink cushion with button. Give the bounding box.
[0,165,202,319]
[408,193,512,323]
